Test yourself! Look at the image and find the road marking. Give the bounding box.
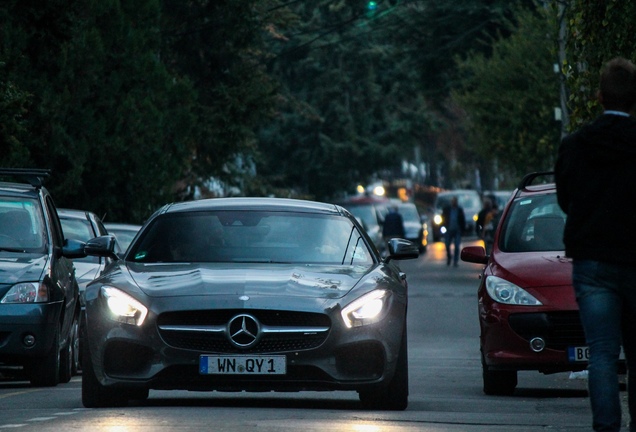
[0,425,27,429]
[27,418,56,422]
[0,390,38,400]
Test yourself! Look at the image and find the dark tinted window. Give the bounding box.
[129,211,372,265]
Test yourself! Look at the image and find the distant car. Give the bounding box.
[104,222,141,251]
[334,195,389,254]
[461,172,619,395]
[59,208,117,370]
[432,190,482,241]
[482,190,513,210]
[380,201,427,253]
[0,168,83,386]
[81,197,419,409]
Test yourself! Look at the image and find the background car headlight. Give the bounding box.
[101,286,148,326]
[341,289,388,328]
[1,282,48,303]
[433,214,443,225]
[485,276,542,306]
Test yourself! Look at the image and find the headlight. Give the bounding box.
[341,289,389,328]
[433,214,443,225]
[485,276,542,306]
[1,282,48,303]
[101,287,148,326]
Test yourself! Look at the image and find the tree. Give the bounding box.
[453,4,561,185]
[565,0,636,127]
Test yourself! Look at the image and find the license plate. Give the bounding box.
[568,346,589,362]
[568,346,626,362]
[199,355,286,375]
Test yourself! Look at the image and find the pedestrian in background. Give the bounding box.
[382,204,405,245]
[555,57,636,432]
[442,196,465,267]
[476,197,493,239]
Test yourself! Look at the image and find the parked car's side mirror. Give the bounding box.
[460,246,488,264]
[62,238,88,259]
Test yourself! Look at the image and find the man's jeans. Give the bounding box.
[572,260,636,431]
[444,229,461,265]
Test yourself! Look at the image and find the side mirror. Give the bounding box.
[460,246,488,264]
[84,234,119,260]
[385,238,419,263]
[62,238,88,259]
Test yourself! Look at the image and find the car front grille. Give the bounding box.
[508,311,586,350]
[157,309,331,354]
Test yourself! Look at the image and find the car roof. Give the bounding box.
[0,169,51,198]
[104,222,142,230]
[58,208,92,218]
[159,197,344,215]
[511,171,556,199]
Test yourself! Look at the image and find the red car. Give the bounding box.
[461,172,590,395]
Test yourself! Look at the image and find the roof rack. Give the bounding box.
[0,168,52,189]
[517,171,555,189]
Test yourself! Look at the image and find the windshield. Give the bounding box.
[500,193,566,252]
[436,192,481,211]
[129,210,373,265]
[0,198,46,253]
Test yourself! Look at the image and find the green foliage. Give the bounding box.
[566,0,636,127]
[453,4,561,181]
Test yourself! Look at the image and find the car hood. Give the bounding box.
[73,261,103,286]
[126,262,373,299]
[492,252,572,288]
[0,253,47,285]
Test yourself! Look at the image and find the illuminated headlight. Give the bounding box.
[485,276,542,306]
[101,287,148,326]
[1,282,48,303]
[341,289,389,328]
[433,214,443,225]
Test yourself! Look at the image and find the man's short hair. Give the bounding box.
[599,57,636,112]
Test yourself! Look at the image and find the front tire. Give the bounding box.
[482,353,517,395]
[59,315,79,383]
[359,323,409,410]
[29,323,61,387]
[81,329,128,408]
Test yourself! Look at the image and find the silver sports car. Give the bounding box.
[81,197,419,410]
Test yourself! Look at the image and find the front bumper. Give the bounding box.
[0,301,62,363]
[84,295,406,392]
[480,306,588,373]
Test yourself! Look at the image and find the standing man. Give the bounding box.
[382,204,405,245]
[555,57,636,432]
[442,196,465,267]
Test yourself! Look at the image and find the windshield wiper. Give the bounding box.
[0,247,26,253]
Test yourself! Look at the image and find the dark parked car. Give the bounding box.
[104,222,142,251]
[59,209,113,294]
[0,168,83,386]
[334,195,389,254]
[59,208,116,369]
[460,172,617,395]
[81,197,419,409]
[431,189,482,241]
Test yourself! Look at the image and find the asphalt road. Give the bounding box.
[0,238,629,431]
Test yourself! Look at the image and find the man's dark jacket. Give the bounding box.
[555,114,636,264]
[442,205,466,234]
